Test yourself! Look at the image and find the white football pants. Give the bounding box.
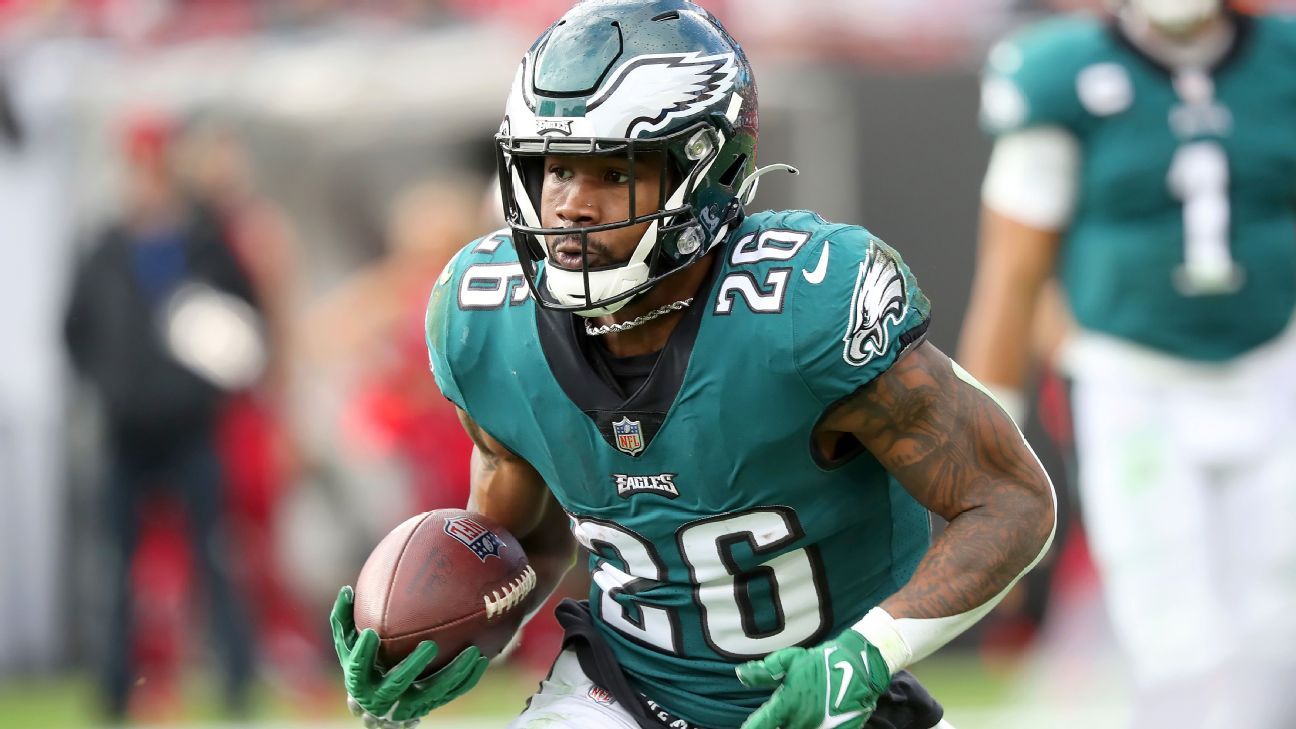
[506,650,644,729]
[508,649,957,729]
[1066,321,1296,725]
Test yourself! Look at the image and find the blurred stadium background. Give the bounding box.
[1,0,1291,727]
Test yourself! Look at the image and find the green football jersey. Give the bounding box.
[982,13,1296,361]
[426,210,932,728]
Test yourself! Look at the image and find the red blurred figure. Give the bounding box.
[309,180,484,509]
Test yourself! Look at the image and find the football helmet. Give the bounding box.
[495,0,761,316]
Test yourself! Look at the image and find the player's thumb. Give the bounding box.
[330,586,357,643]
[736,650,793,689]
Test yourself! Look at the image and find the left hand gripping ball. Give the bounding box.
[353,508,535,673]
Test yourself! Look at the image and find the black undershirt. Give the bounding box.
[585,336,663,400]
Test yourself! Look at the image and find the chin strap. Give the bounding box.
[737,163,800,206]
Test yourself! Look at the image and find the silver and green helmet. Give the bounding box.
[495,0,760,316]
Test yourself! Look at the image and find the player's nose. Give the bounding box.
[554,177,600,226]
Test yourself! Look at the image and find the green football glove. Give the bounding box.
[330,586,489,727]
[736,629,892,729]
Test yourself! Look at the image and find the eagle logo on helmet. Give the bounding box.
[504,51,738,140]
[843,242,908,367]
[585,52,738,138]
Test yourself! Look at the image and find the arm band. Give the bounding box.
[982,126,1080,231]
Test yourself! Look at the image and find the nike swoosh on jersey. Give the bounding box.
[803,242,830,284]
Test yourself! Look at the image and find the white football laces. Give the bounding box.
[484,565,538,619]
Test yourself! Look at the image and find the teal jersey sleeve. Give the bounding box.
[980,16,1109,136]
[791,227,931,406]
[424,240,478,411]
[1257,13,1296,61]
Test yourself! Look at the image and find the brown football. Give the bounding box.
[353,508,535,673]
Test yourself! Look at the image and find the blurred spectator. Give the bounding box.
[63,108,261,720]
[180,118,300,395]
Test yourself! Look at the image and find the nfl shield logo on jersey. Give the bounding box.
[612,417,645,456]
[443,516,504,561]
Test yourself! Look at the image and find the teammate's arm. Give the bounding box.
[827,341,1055,658]
[956,128,1075,423]
[957,208,1060,422]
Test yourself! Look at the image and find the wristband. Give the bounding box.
[851,607,912,675]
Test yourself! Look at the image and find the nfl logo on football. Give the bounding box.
[612,417,644,456]
[443,516,504,562]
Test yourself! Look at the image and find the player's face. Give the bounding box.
[539,153,666,270]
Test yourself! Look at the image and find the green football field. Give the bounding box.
[0,651,1126,729]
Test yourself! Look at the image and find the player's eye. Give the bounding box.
[605,168,631,184]
[549,165,573,181]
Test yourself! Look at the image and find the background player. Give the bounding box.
[331,2,1056,728]
[959,1,1296,726]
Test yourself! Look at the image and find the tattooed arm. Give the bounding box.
[819,341,1055,661]
[457,407,577,615]
[731,340,1054,722]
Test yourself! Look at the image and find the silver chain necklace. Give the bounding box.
[584,298,694,336]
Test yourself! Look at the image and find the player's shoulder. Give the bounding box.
[981,15,1117,135]
[719,209,898,319]
[787,218,929,361]
[997,14,1110,66]
[1251,12,1296,58]
[443,229,521,276]
[720,209,843,273]
[427,229,529,321]
[725,209,924,315]
[723,211,931,404]
[426,229,528,407]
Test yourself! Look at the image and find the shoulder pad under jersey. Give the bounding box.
[980,15,1113,136]
[425,230,523,410]
[785,221,932,406]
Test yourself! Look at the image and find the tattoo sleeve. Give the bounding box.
[826,342,1056,620]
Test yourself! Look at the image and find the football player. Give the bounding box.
[960,1,1296,726]
[332,2,1056,727]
